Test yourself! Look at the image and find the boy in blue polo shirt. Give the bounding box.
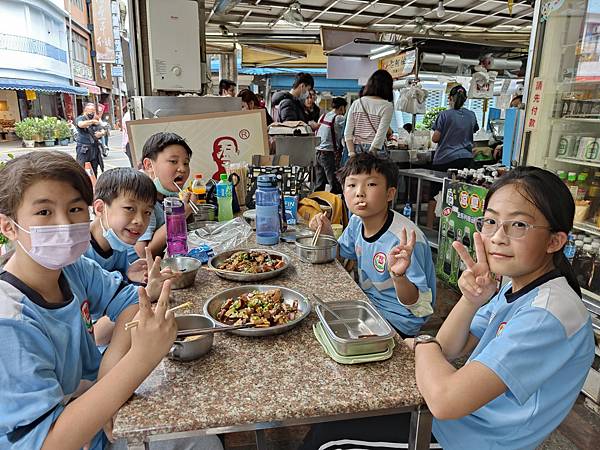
[310,153,436,337]
[0,152,181,449]
[85,167,156,282]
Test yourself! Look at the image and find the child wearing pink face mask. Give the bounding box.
[0,152,178,449]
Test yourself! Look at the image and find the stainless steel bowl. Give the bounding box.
[242,209,256,230]
[208,249,289,282]
[295,235,338,264]
[160,256,201,289]
[315,300,395,356]
[168,315,214,361]
[203,285,311,336]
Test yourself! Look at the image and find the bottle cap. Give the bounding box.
[577,173,588,181]
[195,173,203,179]
[220,173,228,182]
[257,174,278,188]
[575,240,584,246]
[568,172,577,181]
[584,244,593,251]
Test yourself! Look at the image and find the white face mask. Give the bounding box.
[12,221,90,270]
[100,211,134,252]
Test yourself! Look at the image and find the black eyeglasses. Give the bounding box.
[475,217,551,239]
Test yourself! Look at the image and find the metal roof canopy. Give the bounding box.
[205,0,534,45]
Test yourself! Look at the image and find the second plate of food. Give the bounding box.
[203,285,311,336]
[208,249,290,282]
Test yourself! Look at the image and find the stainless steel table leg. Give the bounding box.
[415,178,422,224]
[255,429,268,450]
[408,407,433,450]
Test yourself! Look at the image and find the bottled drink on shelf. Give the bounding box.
[216,174,233,222]
[443,220,455,276]
[587,171,600,217]
[576,172,589,201]
[567,172,578,200]
[164,198,188,257]
[402,202,412,220]
[191,174,207,204]
[564,232,577,264]
[574,244,594,290]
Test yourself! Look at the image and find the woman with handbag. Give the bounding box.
[344,70,394,159]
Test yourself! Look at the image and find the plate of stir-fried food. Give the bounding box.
[203,285,311,336]
[208,249,290,282]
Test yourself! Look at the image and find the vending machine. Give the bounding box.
[520,0,600,403]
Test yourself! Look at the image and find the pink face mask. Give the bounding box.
[12,221,90,270]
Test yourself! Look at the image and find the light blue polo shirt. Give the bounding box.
[84,235,130,277]
[338,210,436,336]
[432,108,479,165]
[433,271,594,450]
[0,256,139,449]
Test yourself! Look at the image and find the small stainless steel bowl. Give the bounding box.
[169,315,214,362]
[160,256,201,289]
[295,235,338,264]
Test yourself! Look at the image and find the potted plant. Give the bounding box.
[54,120,72,146]
[14,119,37,148]
[39,116,58,147]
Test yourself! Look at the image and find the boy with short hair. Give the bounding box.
[129,132,196,261]
[86,167,156,283]
[310,153,436,337]
[0,151,177,449]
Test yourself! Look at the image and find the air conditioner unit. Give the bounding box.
[146,0,202,92]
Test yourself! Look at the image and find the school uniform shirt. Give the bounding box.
[0,256,139,450]
[84,235,130,277]
[338,210,436,336]
[433,271,594,450]
[127,200,165,263]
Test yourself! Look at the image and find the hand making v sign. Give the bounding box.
[388,228,416,277]
[452,232,497,307]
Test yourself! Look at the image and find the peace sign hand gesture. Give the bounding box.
[388,228,416,277]
[453,232,496,308]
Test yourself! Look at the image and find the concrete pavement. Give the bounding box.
[0,131,131,170]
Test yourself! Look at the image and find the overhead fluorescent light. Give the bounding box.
[369,47,399,60]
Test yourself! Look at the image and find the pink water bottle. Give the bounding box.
[164,198,188,256]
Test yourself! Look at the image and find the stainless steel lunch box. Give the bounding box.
[315,300,395,356]
[295,235,338,264]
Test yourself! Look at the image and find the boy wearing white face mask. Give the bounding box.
[0,152,178,449]
[128,132,196,262]
[85,168,156,283]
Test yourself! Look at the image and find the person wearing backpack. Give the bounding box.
[344,70,394,159]
[314,97,347,194]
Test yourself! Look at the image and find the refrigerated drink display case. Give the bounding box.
[521,0,600,402]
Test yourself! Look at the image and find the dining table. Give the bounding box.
[112,236,433,450]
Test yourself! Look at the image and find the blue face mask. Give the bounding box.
[100,212,134,252]
[153,177,180,197]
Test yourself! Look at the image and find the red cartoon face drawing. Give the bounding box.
[212,136,240,180]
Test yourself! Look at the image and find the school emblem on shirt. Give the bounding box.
[81,300,94,335]
[496,321,507,337]
[373,252,387,273]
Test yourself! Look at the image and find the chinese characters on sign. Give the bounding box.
[525,78,544,131]
[93,0,116,63]
[380,50,416,79]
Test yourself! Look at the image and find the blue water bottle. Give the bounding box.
[402,202,412,220]
[255,174,281,245]
[564,232,576,264]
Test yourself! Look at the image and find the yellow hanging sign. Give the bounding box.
[25,90,37,101]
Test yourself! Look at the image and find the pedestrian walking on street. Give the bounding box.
[75,103,102,176]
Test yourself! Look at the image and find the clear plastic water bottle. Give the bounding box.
[255,174,281,245]
[564,232,576,264]
[164,198,188,256]
[402,202,412,220]
[216,173,233,222]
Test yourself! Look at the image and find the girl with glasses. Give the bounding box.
[404,166,594,449]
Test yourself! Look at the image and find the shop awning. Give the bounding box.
[0,77,88,95]
[75,79,101,95]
